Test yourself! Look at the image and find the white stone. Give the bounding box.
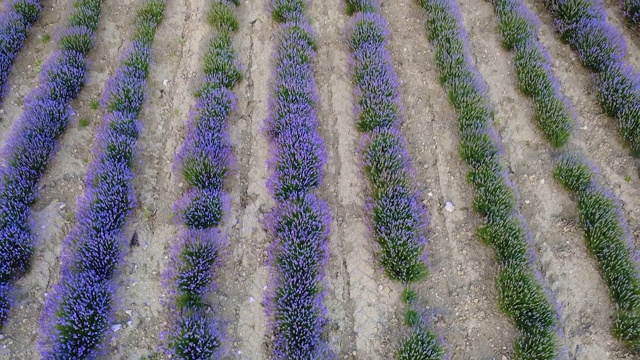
[111,324,121,332]
[445,201,455,212]
[249,297,255,303]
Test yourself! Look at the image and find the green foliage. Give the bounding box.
[553,154,594,193]
[513,45,554,99]
[345,0,378,15]
[467,162,516,223]
[514,330,557,360]
[209,1,239,32]
[202,33,242,88]
[89,99,99,109]
[12,0,40,24]
[401,287,418,304]
[79,118,90,127]
[69,0,101,30]
[60,31,93,55]
[396,324,446,360]
[477,216,529,267]
[613,310,640,352]
[134,0,165,44]
[404,309,419,327]
[348,14,386,51]
[533,95,572,147]
[497,9,535,49]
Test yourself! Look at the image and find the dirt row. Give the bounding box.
[0,0,638,359]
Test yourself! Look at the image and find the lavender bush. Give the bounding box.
[346,2,445,358]
[0,0,101,328]
[622,0,640,23]
[418,0,561,357]
[37,1,164,357]
[0,0,42,103]
[165,1,241,357]
[264,1,332,358]
[554,154,640,351]
[545,0,640,156]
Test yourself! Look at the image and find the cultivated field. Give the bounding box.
[0,0,639,359]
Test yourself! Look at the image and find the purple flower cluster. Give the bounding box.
[164,1,241,358]
[0,0,100,327]
[545,0,640,156]
[264,1,332,358]
[420,0,560,358]
[0,0,42,102]
[37,1,163,357]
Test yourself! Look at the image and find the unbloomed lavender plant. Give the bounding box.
[264,0,332,357]
[38,1,163,357]
[554,154,640,351]
[0,0,100,328]
[419,0,560,357]
[0,0,42,102]
[165,1,241,358]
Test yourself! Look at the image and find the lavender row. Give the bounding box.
[417,0,561,358]
[0,0,42,103]
[163,1,241,358]
[494,0,574,147]
[264,1,331,358]
[345,1,445,358]
[553,154,640,351]
[493,0,640,352]
[545,0,640,156]
[37,1,164,358]
[0,0,101,327]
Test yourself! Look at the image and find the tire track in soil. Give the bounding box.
[0,0,131,357]
[309,0,361,357]
[0,0,73,147]
[108,0,204,357]
[217,0,271,358]
[463,0,630,358]
[383,1,515,358]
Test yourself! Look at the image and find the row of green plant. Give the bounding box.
[345,1,445,359]
[417,0,561,358]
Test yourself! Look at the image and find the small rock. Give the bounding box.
[378,285,383,291]
[445,201,455,212]
[524,200,530,204]
[427,192,433,197]
[249,297,255,303]
[126,320,132,327]
[59,203,66,210]
[111,324,121,332]
[163,79,169,86]
[582,125,588,130]
[125,310,133,316]
[540,179,545,184]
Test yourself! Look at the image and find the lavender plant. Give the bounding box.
[622,0,640,23]
[0,0,42,102]
[346,2,445,358]
[165,1,241,357]
[37,1,163,357]
[417,0,561,358]
[554,154,640,351]
[0,0,101,327]
[545,0,640,156]
[264,1,332,358]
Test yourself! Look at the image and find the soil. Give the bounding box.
[0,0,639,359]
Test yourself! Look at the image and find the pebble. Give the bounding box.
[59,203,66,210]
[378,285,383,291]
[126,321,132,327]
[163,79,169,86]
[445,201,455,212]
[249,297,255,303]
[111,324,121,332]
[125,310,133,316]
[427,192,433,197]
